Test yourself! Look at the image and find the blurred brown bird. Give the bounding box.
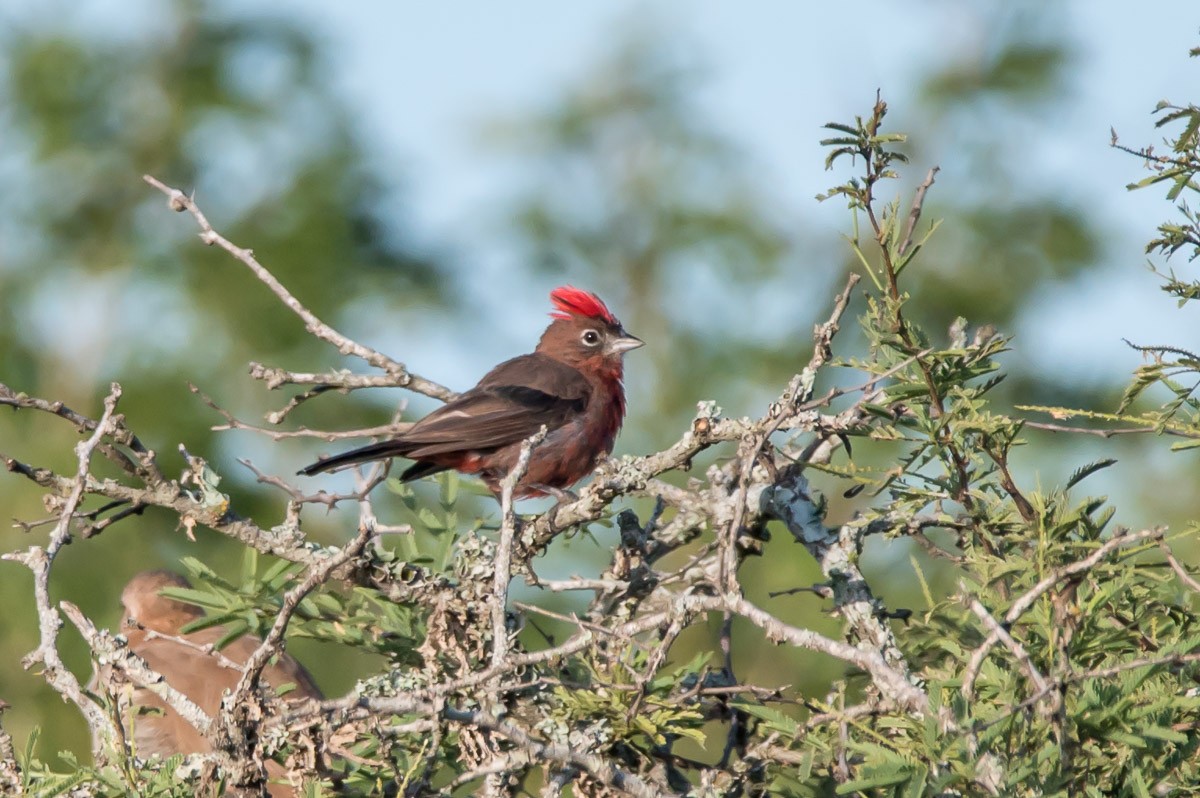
[93,570,321,797]
[298,286,643,498]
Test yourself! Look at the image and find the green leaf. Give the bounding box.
[160,586,226,610]
[836,766,912,793]
[261,557,298,589]
[1130,766,1151,798]
[440,471,459,506]
[1064,459,1117,490]
[417,507,444,531]
[1142,725,1188,744]
[730,701,796,735]
[902,765,929,798]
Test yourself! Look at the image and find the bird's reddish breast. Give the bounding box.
[505,369,625,495]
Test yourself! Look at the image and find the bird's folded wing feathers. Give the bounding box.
[400,355,591,456]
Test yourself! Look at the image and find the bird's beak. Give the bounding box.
[606,334,644,356]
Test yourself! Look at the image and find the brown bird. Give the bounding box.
[298,286,643,498]
[94,570,321,797]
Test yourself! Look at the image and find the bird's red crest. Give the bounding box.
[549,286,617,325]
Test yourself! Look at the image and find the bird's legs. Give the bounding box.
[530,484,579,505]
[524,484,582,539]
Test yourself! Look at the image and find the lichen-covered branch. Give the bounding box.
[1,384,126,754]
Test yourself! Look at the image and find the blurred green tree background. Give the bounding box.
[0,0,1193,768]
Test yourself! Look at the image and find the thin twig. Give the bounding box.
[492,427,547,670]
[1159,539,1200,593]
[191,382,412,441]
[963,588,1052,706]
[963,527,1165,702]
[898,166,940,256]
[61,601,214,738]
[142,175,455,402]
[0,382,164,483]
[227,521,375,712]
[973,649,1200,735]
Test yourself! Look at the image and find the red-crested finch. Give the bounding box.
[299,286,642,497]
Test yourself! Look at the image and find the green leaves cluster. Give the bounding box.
[161,551,421,663]
[15,730,192,798]
[550,652,712,752]
[742,79,1200,798]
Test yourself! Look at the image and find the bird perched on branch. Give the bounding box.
[93,570,321,797]
[299,286,643,498]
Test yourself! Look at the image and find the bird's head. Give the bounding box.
[120,570,204,635]
[537,286,643,375]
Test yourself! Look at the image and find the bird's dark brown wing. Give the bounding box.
[297,354,590,475]
[399,354,590,456]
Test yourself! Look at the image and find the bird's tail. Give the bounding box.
[296,440,413,476]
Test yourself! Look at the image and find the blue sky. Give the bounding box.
[271,0,1199,390]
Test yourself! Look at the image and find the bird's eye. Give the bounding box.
[581,330,601,346]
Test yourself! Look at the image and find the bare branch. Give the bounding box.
[0,700,20,795]
[493,427,547,670]
[898,166,940,257]
[142,175,455,403]
[1159,538,1200,593]
[61,601,214,738]
[963,527,1165,702]
[0,381,164,483]
[191,382,411,441]
[1,384,126,751]
[226,522,374,714]
[963,588,1052,707]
